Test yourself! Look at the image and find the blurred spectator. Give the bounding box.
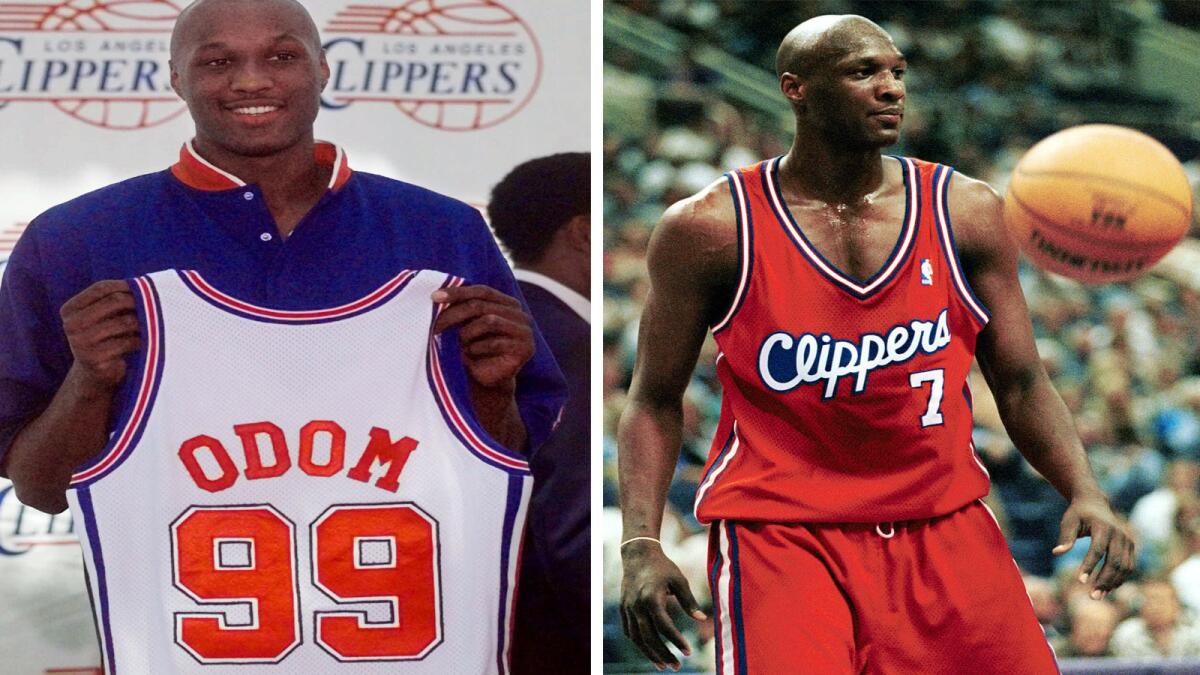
[1130,459,1200,571]
[1111,580,1200,657]
[1169,496,1200,613]
[1062,598,1121,658]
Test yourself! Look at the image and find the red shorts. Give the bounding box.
[706,500,1058,674]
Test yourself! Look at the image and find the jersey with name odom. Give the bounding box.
[66,268,531,674]
[693,156,992,524]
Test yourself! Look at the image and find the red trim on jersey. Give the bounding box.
[72,276,161,484]
[171,140,353,192]
[427,277,530,472]
[181,269,415,322]
[693,424,739,521]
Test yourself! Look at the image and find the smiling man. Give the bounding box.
[0,0,565,672]
[167,0,330,235]
[618,14,1134,674]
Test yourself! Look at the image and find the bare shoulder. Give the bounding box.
[648,177,738,287]
[656,177,737,249]
[945,170,1008,258]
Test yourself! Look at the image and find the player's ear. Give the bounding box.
[780,72,805,106]
[169,60,182,99]
[319,49,330,90]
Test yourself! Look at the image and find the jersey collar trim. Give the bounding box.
[765,155,919,300]
[178,268,416,324]
[170,140,353,192]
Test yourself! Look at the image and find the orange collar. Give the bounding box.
[170,140,353,192]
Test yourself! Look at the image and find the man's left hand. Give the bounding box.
[431,284,534,390]
[1053,495,1137,600]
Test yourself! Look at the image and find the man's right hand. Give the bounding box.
[60,280,141,391]
[620,540,707,672]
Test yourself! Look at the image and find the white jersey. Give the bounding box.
[66,268,532,674]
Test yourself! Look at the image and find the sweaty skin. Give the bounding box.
[618,14,1135,671]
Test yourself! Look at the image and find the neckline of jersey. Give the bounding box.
[764,154,918,300]
[170,140,353,193]
[174,268,420,324]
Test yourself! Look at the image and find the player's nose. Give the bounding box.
[230,62,273,93]
[878,75,903,101]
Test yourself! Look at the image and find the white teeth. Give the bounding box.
[232,106,278,115]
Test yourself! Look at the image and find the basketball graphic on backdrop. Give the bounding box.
[0,0,186,130]
[1003,124,1193,283]
[323,0,542,132]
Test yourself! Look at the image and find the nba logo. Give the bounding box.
[920,259,933,286]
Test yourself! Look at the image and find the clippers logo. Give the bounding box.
[320,0,542,131]
[0,0,186,129]
[0,481,78,556]
[758,309,952,399]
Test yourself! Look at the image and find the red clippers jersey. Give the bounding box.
[693,156,992,524]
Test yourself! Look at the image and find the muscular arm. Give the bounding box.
[618,182,737,669]
[950,173,1135,596]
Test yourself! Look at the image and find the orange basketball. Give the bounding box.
[1003,124,1193,283]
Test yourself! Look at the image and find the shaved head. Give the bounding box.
[775,15,893,78]
[170,0,321,62]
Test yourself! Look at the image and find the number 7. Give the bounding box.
[909,369,945,427]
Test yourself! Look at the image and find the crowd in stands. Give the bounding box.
[604,0,1200,670]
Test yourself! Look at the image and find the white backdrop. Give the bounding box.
[0,0,589,227]
[0,1,588,672]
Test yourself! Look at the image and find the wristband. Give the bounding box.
[619,536,662,549]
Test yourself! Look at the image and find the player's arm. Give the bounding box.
[950,173,1136,598]
[618,183,737,671]
[2,280,140,514]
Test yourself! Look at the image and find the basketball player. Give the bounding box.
[618,15,1136,674]
[0,0,565,669]
[0,0,563,511]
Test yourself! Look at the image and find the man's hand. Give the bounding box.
[1053,494,1137,600]
[431,285,534,390]
[620,541,707,672]
[60,280,140,392]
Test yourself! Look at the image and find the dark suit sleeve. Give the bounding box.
[525,288,590,595]
[512,284,590,671]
